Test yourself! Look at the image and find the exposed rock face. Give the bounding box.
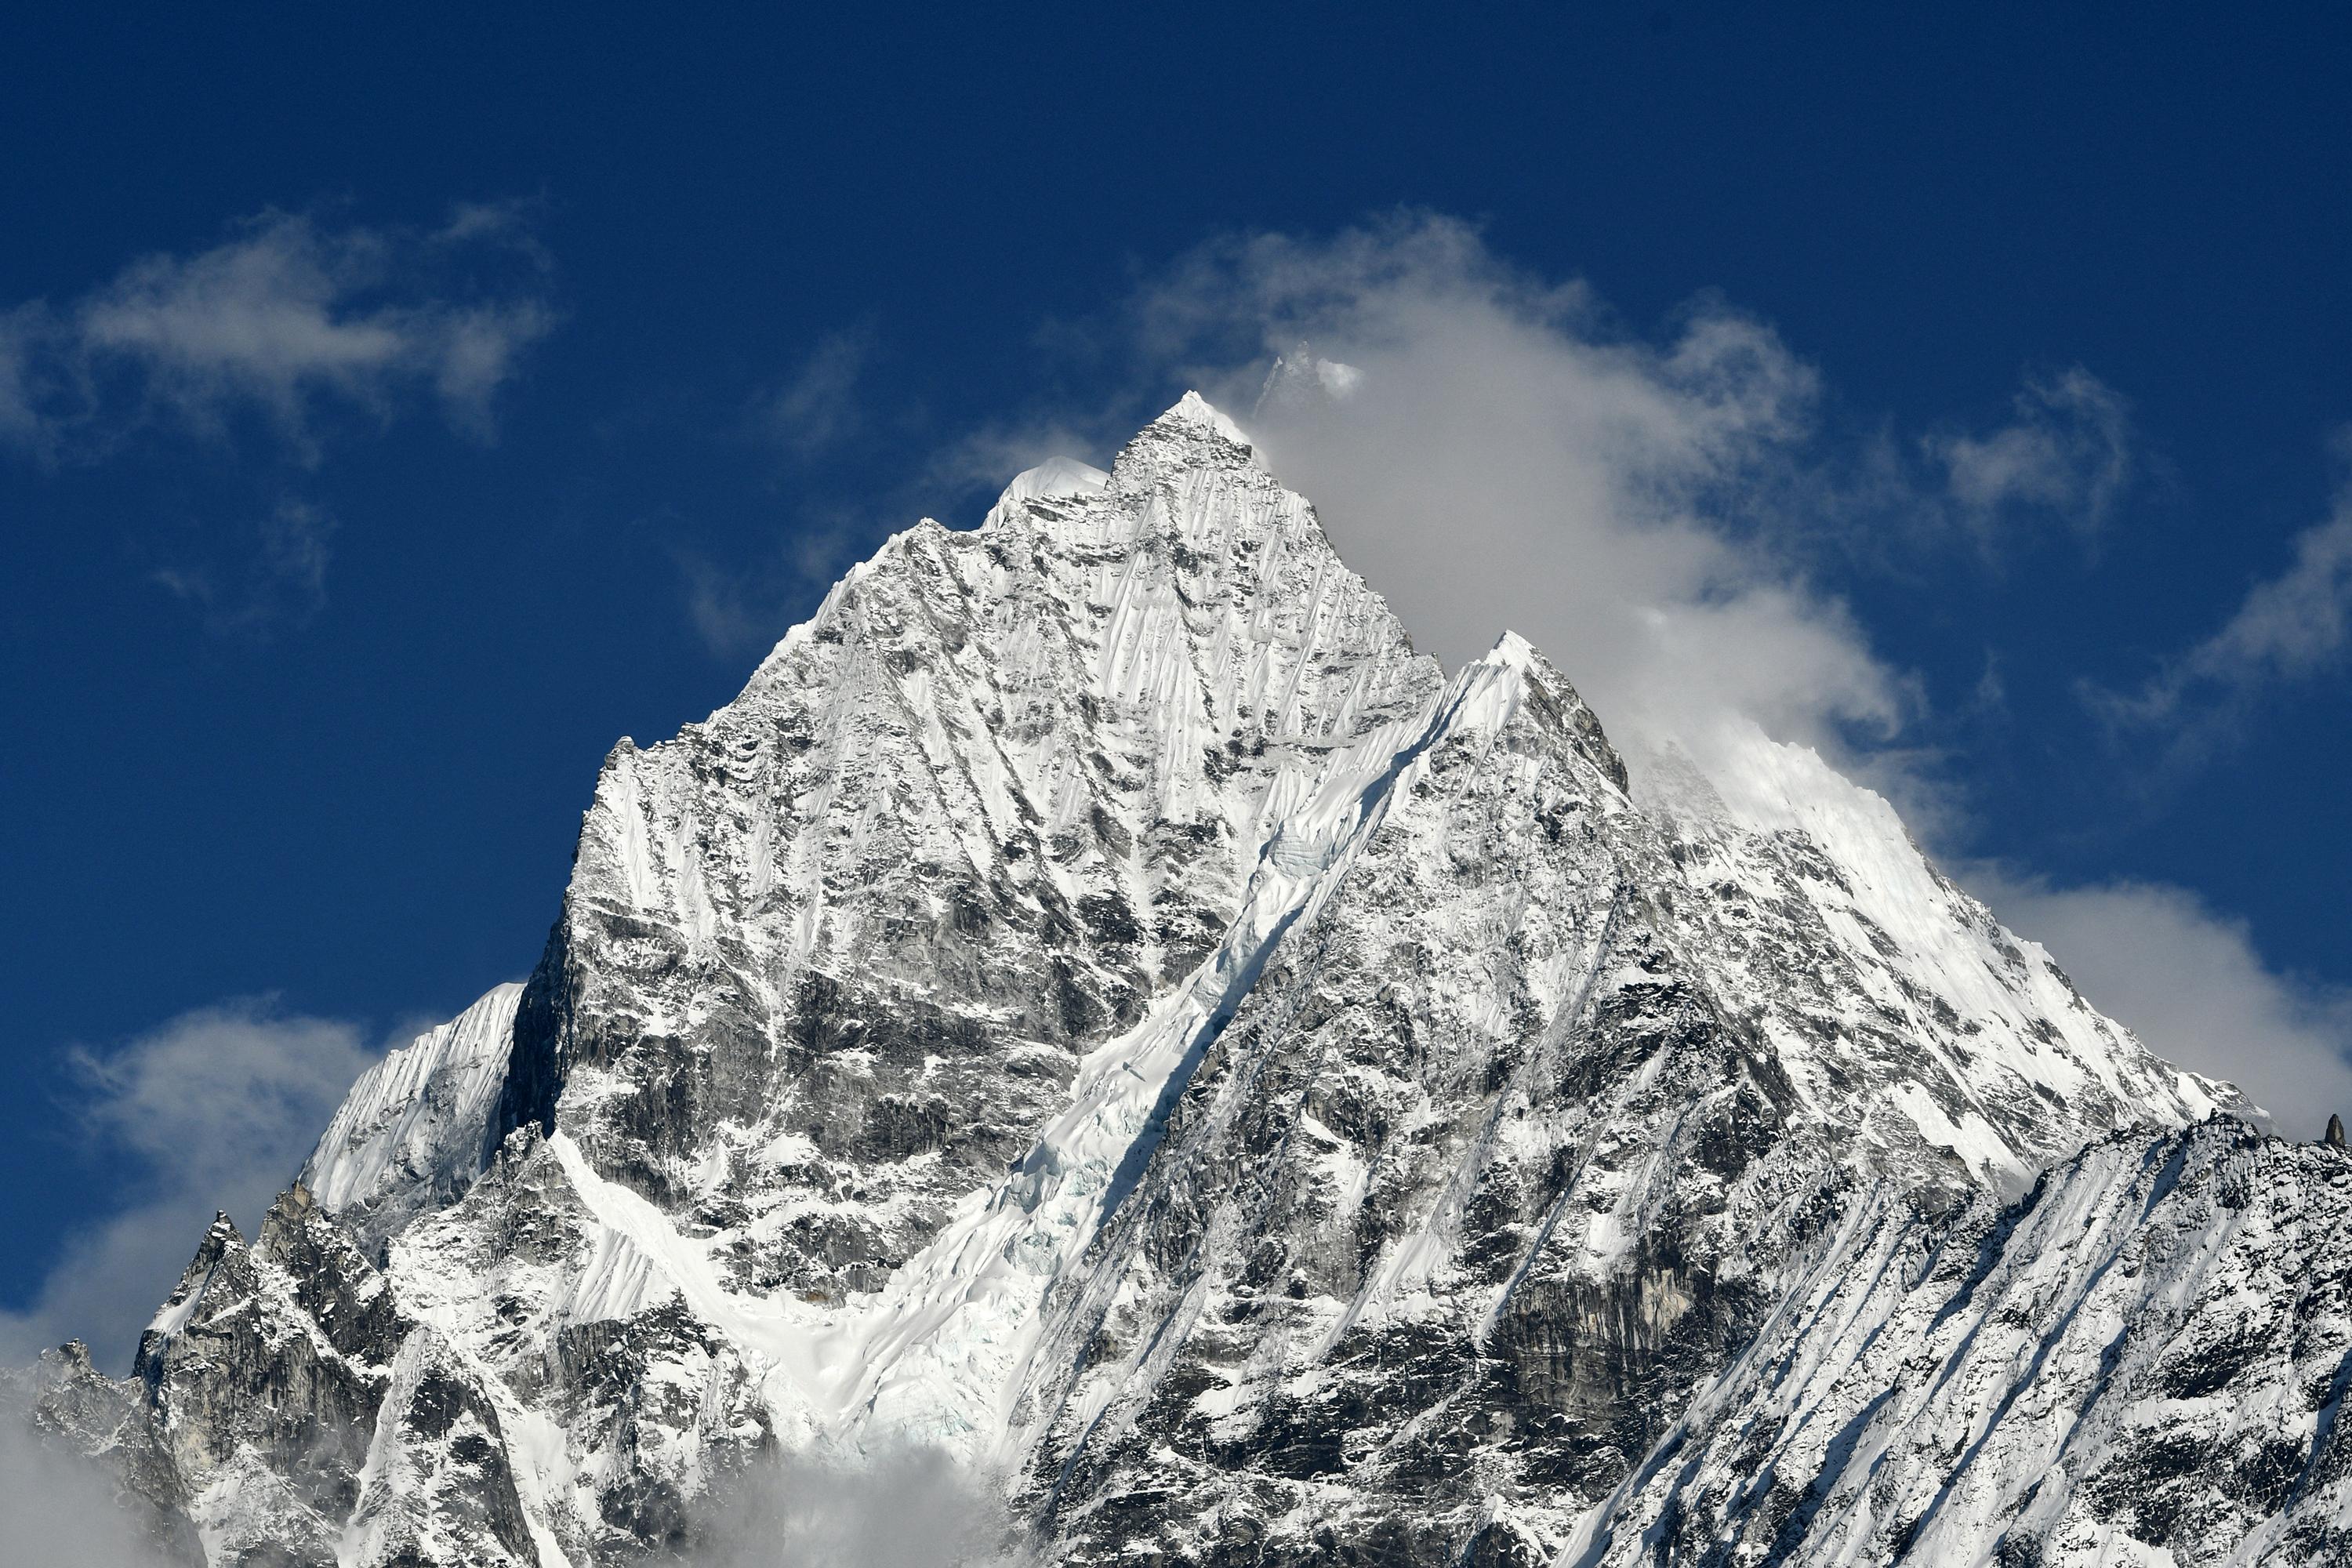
[971,634,2241,1563]
[492,394,1439,1305]
[3,1339,204,1563]
[345,1329,539,1568]
[24,394,2340,1566]
[121,1189,407,1565]
[1568,1120,2352,1566]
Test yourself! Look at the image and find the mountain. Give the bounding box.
[12,395,2346,1567]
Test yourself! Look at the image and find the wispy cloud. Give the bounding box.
[920,415,1106,500]
[677,517,866,662]
[2089,463,2352,758]
[151,496,337,637]
[0,205,554,633]
[692,328,1112,661]
[0,1000,376,1371]
[753,327,876,459]
[1927,366,2136,550]
[0,304,47,452]
[0,1404,178,1568]
[1,205,556,462]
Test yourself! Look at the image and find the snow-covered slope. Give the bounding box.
[17,393,2335,1568]
[951,632,2243,1563]
[301,982,524,1257]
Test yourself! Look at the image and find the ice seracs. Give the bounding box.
[16,391,2340,1568]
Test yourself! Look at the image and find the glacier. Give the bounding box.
[8,392,2345,1567]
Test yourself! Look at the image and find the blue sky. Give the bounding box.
[3,5,2348,1358]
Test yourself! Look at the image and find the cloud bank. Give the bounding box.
[1966,870,2352,1138]
[0,1001,376,1371]
[0,1403,178,1568]
[685,1446,1017,1568]
[1140,216,1984,780]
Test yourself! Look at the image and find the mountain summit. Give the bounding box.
[15,397,2347,1567]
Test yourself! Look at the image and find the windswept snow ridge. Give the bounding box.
[15,393,2335,1568]
[302,982,524,1255]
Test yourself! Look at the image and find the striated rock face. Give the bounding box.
[345,1327,539,1568]
[1568,1120,2352,1567]
[492,393,1440,1305]
[966,633,2242,1563]
[25,394,2341,1566]
[3,1338,204,1563]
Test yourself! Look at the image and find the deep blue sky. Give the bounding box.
[4,7,2348,1322]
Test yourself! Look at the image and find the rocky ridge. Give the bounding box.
[13,394,2343,1567]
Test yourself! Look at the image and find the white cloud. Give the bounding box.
[1137,213,1896,786]
[756,328,875,457]
[1964,870,2352,1138]
[1131,223,2149,788]
[434,198,554,262]
[1070,212,2337,1130]
[2204,501,2352,676]
[678,550,776,660]
[924,415,1109,501]
[0,304,50,452]
[686,1446,1015,1568]
[677,510,869,662]
[1,207,555,459]
[1929,366,2136,546]
[1254,342,1364,414]
[2094,470,2352,749]
[0,1001,376,1371]
[430,300,558,434]
[0,206,554,627]
[0,1404,177,1568]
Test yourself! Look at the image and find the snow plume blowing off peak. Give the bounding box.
[1145,216,1895,794]
[1127,214,2350,1131]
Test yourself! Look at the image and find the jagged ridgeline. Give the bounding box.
[13,397,2350,1566]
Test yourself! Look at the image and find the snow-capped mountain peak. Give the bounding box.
[20,397,2339,1568]
[1161,388,1257,449]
